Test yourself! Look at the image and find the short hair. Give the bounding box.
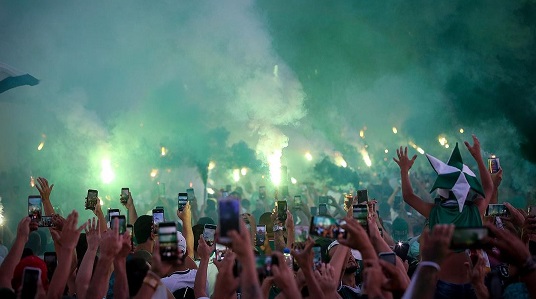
[134,215,153,244]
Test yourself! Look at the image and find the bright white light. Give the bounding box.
[459,128,464,134]
[360,149,372,167]
[268,150,283,186]
[359,130,365,138]
[392,127,398,134]
[290,177,298,184]
[445,144,450,148]
[101,159,115,184]
[208,161,216,170]
[150,169,158,178]
[233,169,240,182]
[417,147,425,155]
[334,154,347,168]
[305,152,313,161]
[161,147,167,156]
[37,142,44,151]
[438,136,447,146]
[384,149,389,154]
[241,167,248,176]
[30,176,35,187]
[207,188,215,195]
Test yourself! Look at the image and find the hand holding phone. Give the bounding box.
[21,267,41,299]
[111,215,127,235]
[256,225,267,246]
[450,227,489,250]
[86,189,98,210]
[277,201,287,221]
[218,198,240,244]
[178,193,188,211]
[28,195,42,222]
[158,222,180,261]
[203,224,217,246]
[120,188,129,204]
[357,189,368,203]
[379,252,396,265]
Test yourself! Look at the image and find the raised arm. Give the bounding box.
[393,147,433,218]
[76,218,101,299]
[464,135,494,215]
[48,211,86,299]
[177,202,194,259]
[93,197,108,234]
[291,239,324,299]
[0,217,30,289]
[36,177,55,216]
[122,191,138,225]
[113,234,132,299]
[194,236,214,298]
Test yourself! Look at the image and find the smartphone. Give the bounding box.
[318,203,328,216]
[529,206,536,216]
[353,204,368,227]
[203,224,217,246]
[294,225,309,243]
[108,208,120,223]
[277,201,287,221]
[216,250,225,261]
[450,227,489,250]
[178,193,188,211]
[39,216,53,228]
[86,189,98,210]
[488,157,500,174]
[158,222,179,261]
[280,185,289,198]
[186,188,195,201]
[294,195,302,207]
[120,188,129,204]
[21,267,41,299]
[259,186,266,200]
[379,252,397,265]
[152,207,165,232]
[44,252,57,281]
[310,206,318,216]
[357,189,368,203]
[256,225,267,246]
[111,215,127,235]
[28,195,42,222]
[485,204,508,217]
[256,255,273,277]
[309,216,346,239]
[313,245,322,269]
[219,198,240,244]
[394,242,409,261]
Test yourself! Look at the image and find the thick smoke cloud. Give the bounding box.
[0,0,535,222]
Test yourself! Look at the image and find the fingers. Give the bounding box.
[411,154,417,162]
[379,259,398,276]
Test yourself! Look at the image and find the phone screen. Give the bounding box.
[203,224,216,246]
[353,204,368,227]
[309,216,346,239]
[39,216,53,227]
[159,222,179,261]
[294,225,309,243]
[21,267,41,299]
[44,252,57,280]
[108,209,120,222]
[86,189,98,210]
[111,215,127,235]
[219,198,240,243]
[28,196,42,222]
[120,188,129,203]
[152,209,165,227]
[277,201,287,221]
[318,196,328,205]
[187,188,195,201]
[357,189,368,203]
[379,252,396,265]
[178,193,188,211]
[485,204,508,217]
[256,225,266,246]
[450,227,489,249]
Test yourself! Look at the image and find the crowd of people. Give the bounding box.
[0,135,535,299]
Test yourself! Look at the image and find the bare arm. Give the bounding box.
[124,192,138,225]
[465,135,494,215]
[285,211,295,249]
[0,217,30,289]
[328,244,350,283]
[36,177,55,216]
[177,202,194,259]
[194,236,214,298]
[394,147,433,218]
[292,239,326,299]
[113,234,132,299]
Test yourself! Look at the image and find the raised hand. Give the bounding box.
[177,201,192,223]
[84,217,101,251]
[485,223,531,267]
[17,217,32,243]
[50,210,86,250]
[116,234,132,259]
[313,263,339,296]
[491,168,503,188]
[420,224,454,265]
[464,134,482,159]
[35,177,54,202]
[291,237,314,270]
[213,250,239,298]
[98,218,122,259]
[285,210,294,231]
[51,214,66,231]
[271,252,301,296]
[198,236,214,261]
[379,259,410,293]
[227,219,253,260]
[393,147,417,173]
[338,217,373,253]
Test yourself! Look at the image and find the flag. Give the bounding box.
[426,143,484,212]
[0,62,39,94]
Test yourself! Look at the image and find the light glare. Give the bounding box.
[101,159,115,184]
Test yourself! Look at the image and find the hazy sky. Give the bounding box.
[1,0,535,212]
